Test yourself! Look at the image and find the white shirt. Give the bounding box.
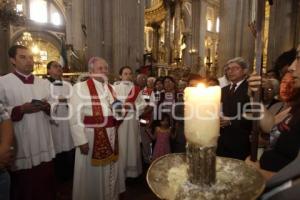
[230,79,246,91]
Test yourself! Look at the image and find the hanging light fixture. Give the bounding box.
[0,0,25,30]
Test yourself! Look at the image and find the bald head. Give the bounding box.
[88,57,108,72]
[88,57,109,82]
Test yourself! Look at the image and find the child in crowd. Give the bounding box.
[151,113,174,161]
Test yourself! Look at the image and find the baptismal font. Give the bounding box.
[147,84,265,200]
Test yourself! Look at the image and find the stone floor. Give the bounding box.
[56,164,159,200]
[121,172,159,200]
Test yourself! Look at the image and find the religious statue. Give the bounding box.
[158,41,166,63]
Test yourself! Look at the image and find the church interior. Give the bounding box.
[1,0,299,78]
[1,0,300,200]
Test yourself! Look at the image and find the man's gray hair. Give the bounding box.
[226,57,249,69]
[88,57,108,72]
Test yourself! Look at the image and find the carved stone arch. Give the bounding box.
[53,0,68,24]
[11,29,61,50]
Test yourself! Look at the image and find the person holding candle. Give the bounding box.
[246,47,300,180]
[253,45,300,200]
[216,57,252,160]
[161,76,178,152]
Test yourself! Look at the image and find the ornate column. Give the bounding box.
[0,28,10,75]
[85,0,105,60]
[190,0,200,72]
[151,22,160,62]
[190,0,206,74]
[85,0,144,74]
[0,0,24,75]
[267,0,298,68]
[173,0,181,62]
[181,0,192,67]
[128,0,145,71]
[64,0,72,45]
[102,0,113,67]
[164,1,172,64]
[296,0,300,45]
[68,0,84,51]
[113,0,144,73]
[218,0,254,76]
[198,0,207,75]
[112,0,128,73]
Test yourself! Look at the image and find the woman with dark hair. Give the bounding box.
[150,77,165,119]
[160,76,177,122]
[159,76,179,152]
[173,80,187,153]
[273,48,297,80]
[247,60,300,180]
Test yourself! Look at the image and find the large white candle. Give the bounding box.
[184,84,221,146]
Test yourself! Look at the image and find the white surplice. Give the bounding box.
[69,79,125,200]
[113,81,146,178]
[48,80,74,154]
[0,73,55,170]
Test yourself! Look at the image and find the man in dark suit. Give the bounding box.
[217,57,252,160]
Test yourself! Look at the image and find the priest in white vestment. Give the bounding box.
[47,61,74,154]
[47,61,75,181]
[0,45,55,200]
[114,66,146,178]
[69,57,125,200]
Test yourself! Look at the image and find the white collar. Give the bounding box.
[230,79,245,89]
[121,81,133,85]
[15,70,32,78]
[92,78,107,86]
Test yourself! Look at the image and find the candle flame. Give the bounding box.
[196,83,206,89]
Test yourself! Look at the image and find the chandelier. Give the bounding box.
[0,0,25,30]
[16,31,52,74]
[16,32,44,62]
[17,31,33,47]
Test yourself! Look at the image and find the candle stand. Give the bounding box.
[147,84,265,199]
[147,153,265,200]
[186,143,216,186]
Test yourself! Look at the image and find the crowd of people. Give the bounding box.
[0,43,300,200]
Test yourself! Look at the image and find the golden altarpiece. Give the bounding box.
[144,0,220,78]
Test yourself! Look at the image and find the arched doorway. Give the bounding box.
[12,31,61,75]
[8,0,66,75]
